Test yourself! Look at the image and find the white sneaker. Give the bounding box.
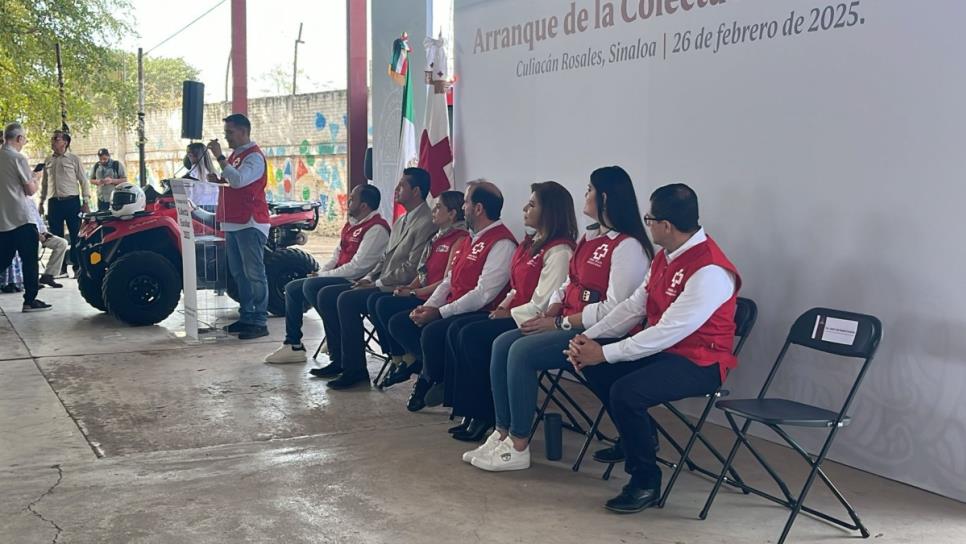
[470,437,530,472]
[264,344,308,364]
[462,431,503,463]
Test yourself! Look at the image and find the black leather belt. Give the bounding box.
[51,195,80,200]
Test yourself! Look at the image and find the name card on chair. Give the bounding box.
[812,315,858,346]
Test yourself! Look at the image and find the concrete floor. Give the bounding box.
[1,280,964,543]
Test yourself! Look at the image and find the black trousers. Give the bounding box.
[315,282,355,367]
[370,294,422,357]
[333,286,382,374]
[46,196,81,271]
[0,224,40,303]
[388,311,487,384]
[448,316,516,419]
[581,352,720,490]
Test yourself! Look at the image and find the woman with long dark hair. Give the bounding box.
[444,181,578,441]
[465,166,655,470]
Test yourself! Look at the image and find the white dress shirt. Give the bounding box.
[508,244,573,326]
[220,141,269,237]
[318,211,390,281]
[549,230,649,326]
[584,229,737,363]
[425,220,517,319]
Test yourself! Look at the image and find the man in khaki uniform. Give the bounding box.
[38,130,90,275]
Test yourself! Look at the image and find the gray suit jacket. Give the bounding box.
[365,201,436,288]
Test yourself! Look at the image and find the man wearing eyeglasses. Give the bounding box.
[38,129,90,276]
[566,183,741,514]
[0,123,52,312]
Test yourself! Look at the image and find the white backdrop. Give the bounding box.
[454,0,966,501]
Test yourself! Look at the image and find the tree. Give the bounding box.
[0,0,197,141]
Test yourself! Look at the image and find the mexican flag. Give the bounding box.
[419,34,454,197]
[391,33,418,218]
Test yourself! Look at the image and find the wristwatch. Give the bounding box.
[555,316,573,331]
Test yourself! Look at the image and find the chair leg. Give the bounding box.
[699,413,753,520]
[572,406,606,473]
[659,397,717,508]
[312,335,326,359]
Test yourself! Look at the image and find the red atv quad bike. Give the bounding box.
[75,180,321,326]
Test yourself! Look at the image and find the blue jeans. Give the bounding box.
[283,275,350,345]
[490,328,584,439]
[226,228,268,326]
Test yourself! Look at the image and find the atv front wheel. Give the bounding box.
[265,248,319,316]
[102,251,181,326]
[78,273,107,312]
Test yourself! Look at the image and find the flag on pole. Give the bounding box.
[388,32,411,86]
[419,33,454,197]
[391,33,418,218]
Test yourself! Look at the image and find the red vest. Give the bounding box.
[423,228,469,289]
[335,214,391,267]
[446,223,517,310]
[645,235,741,382]
[507,236,575,309]
[216,144,270,224]
[561,232,630,315]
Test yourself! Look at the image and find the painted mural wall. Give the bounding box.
[67,91,366,236]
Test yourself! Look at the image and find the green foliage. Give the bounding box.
[0,0,198,143]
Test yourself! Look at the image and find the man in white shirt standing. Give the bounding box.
[207,114,271,340]
[566,183,741,514]
[0,123,52,312]
[277,184,389,370]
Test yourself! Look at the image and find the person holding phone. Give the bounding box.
[0,123,52,311]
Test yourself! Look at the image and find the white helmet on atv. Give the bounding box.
[111,182,146,218]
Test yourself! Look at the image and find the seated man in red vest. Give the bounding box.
[207,114,272,340]
[271,184,390,365]
[566,183,741,514]
[388,180,517,412]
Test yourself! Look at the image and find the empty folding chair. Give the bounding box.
[699,307,882,544]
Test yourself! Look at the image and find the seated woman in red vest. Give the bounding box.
[444,181,577,442]
[465,166,655,472]
[566,183,740,514]
[367,190,469,386]
[388,181,517,412]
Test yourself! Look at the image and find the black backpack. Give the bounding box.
[91,160,119,179]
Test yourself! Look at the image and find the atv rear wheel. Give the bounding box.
[102,251,181,326]
[265,248,318,316]
[78,273,107,312]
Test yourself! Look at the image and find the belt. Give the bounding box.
[51,195,80,200]
[580,289,602,303]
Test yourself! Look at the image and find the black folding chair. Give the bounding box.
[599,297,758,509]
[529,368,618,471]
[699,307,882,544]
[312,317,391,385]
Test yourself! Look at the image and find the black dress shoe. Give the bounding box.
[326,371,370,389]
[222,321,247,334]
[382,361,420,388]
[39,274,63,288]
[594,442,625,463]
[448,418,471,434]
[452,419,493,442]
[238,325,269,340]
[605,485,660,514]
[407,378,432,412]
[309,362,343,378]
